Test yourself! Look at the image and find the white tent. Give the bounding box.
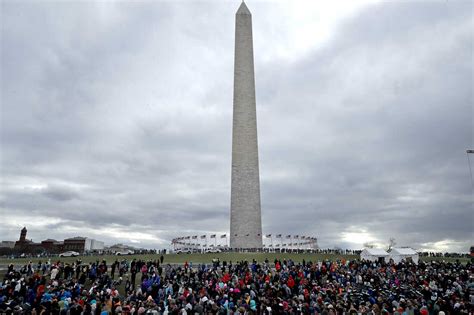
[360,248,389,263]
[389,247,419,264]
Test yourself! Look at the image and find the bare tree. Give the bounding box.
[387,237,397,251]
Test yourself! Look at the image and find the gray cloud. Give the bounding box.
[1,1,472,251]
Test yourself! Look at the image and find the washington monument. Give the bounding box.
[230,1,263,249]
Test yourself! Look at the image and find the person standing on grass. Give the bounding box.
[131,264,137,289]
[111,259,118,279]
[75,261,81,279]
[51,265,59,280]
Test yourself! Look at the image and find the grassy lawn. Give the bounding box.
[0,252,357,266]
[0,252,469,266]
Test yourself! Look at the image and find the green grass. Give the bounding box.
[418,255,471,263]
[0,252,469,266]
[0,252,357,266]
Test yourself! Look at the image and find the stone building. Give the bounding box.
[12,227,104,254]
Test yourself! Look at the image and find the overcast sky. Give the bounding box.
[1,0,472,252]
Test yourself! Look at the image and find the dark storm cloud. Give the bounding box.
[256,1,472,251]
[41,185,79,201]
[1,1,472,251]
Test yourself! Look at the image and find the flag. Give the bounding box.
[286,235,291,239]
[192,235,197,239]
[210,234,216,238]
[276,234,282,238]
[221,234,226,238]
[266,234,272,237]
[201,235,206,239]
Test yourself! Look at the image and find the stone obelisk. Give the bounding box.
[230,1,263,249]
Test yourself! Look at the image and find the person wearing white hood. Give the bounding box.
[14,280,21,293]
[51,266,59,280]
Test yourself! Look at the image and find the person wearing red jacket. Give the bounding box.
[221,273,231,283]
[287,275,295,289]
[275,261,281,271]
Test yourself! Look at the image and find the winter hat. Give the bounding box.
[250,300,257,311]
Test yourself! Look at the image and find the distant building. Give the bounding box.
[0,241,15,248]
[14,227,43,252]
[63,237,88,252]
[12,227,104,254]
[90,239,105,251]
[40,239,64,252]
[19,227,27,242]
[63,237,104,252]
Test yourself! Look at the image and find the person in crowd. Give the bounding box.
[0,256,472,314]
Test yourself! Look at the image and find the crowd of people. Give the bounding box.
[0,255,472,314]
